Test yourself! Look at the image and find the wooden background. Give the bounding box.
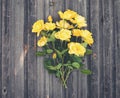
[0,0,120,98]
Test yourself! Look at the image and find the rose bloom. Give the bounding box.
[44,22,56,30]
[56,20,73,29]
[68,42,86,56]
[48,15,53,22]
[72,29,82,37]
[32,20,44,36]
[70,15,87,28]
[37,36,47,47]
[80,30,94,45]
[55,29,71,41]
[58,9,77,20]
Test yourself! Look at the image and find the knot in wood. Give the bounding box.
[2,86,7,95]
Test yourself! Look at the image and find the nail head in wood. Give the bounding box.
[49,1,55,6]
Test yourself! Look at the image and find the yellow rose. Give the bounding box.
[32,20,44,36]
[58,9,77,20]
[45,22,56,30]
[72,29,82,37]
[70,15,87,28]
[56,20,73,29]
[68,42,86,56]
[55,29,71,41]
[52,53,57,59]
[48,15,53,22]
[37,36,47,47]
[80,30,94,45]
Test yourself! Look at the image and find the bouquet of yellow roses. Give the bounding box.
[32,9,94,88]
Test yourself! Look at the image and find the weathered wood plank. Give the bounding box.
[35,0,45,98]
[23,0,29,97]
[77,0,88,98]
[114,0,120,98]
[102,0,115,98]
[2,0,25,98]
[1,0,12,98]
[98,0,105,98]
[9,0,16,98]
[111,1,117,98]
[88,0,100,98]
[25,0,38,98]
[107,1,116,98]
[0,0,2,97]
[13,0,24,98]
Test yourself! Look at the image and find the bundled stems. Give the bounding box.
[60,66,71,88]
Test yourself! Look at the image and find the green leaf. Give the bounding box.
[63,64,71,66]
[61,49,68,55]
[68,66,73,70]
[56,70,62,78]
[41,31,47,36]
[55,49,62,58]
[71,55,82,63]
[86,49,93,55]
[81,69,92,75]
[36,51,46,56]
[72,62,80,69]
[48,31,56,42]
[81,42,88,48]
[46,49,53,54]
[44,59,52,67]
[47,63,62,71]
[48,37,55,42]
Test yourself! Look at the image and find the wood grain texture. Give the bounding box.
[14,0,24,98]
[2,0,11,98]
[25,0,38,98]
[0,0,120,98]
[102,0,114,98]
[88,0,100,98]
[0,0,2,97]
[35,0,45,98]
[114,1,120,98]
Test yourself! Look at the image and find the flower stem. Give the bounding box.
[65,69,71,82]
[61,75,67,88]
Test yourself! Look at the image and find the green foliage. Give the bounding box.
[46,49,53,54]
[55,49,62,58]
[86,49,93,55]
[48,31,56,42]
[81,42,88,48]
[47,63,62,71]
[81,69,92,75]
[36,51,46,56]
[71,55,82,63]
[56,70,62,78]
[72,62,80,69]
